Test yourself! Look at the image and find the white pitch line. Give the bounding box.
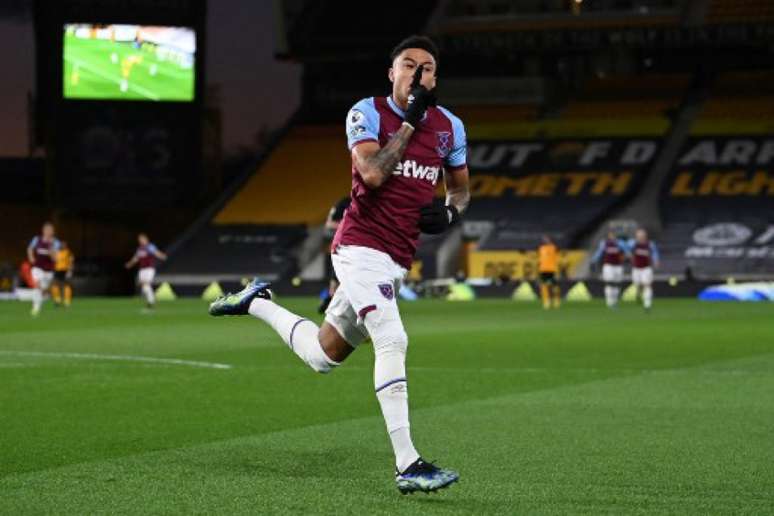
[0,350,232,370]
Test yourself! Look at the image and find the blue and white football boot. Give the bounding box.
[395,458,459,494]
[208,279,272,316]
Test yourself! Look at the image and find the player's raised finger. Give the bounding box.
[411,64,424,88]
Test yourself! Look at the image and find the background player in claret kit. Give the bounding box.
[26,222,61,316]
[209,35,470,494]
[592,231,629,308]
[318,196,351,314]
[124,233,167,310]
[628,228,660,312]
[537,235,561,309]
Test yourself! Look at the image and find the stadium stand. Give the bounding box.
[658,194,774,279]
[280,1,437,59]
[160,2,774,289]
[445,0,679,16]
[561,74,688,121]
[458,72,689,254]
[657,70,774,279]
[160,68,685,284]
[160,126,349,284]
[214,126,351,225]
[696,71,774,121]
[436,0,680,34]
[161,224,307,282]
[705,0,774,24]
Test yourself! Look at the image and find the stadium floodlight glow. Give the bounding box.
[63,23,196,102]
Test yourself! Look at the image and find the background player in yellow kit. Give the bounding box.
[538,235,561,309]
[51,241,75,307]
[120,54,143,93]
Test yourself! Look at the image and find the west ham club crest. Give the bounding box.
[378,283,395,300]
[436,131,451,157]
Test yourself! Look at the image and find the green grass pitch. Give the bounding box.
[1,298,773,514]
[63,34,194,101]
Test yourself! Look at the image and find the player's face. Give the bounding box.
[636,230,647,242]
[138,234,148,246]
[42,224,54,239]
[389,48,437,107]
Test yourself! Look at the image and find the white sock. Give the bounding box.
[605,285,615,307]
[142,284,154,305]
[248,298,338,373]
[390,428,419,473]
[611,286,620,306]
[32,288,42,311]
[643,286,653,309]
[375,348,419,472]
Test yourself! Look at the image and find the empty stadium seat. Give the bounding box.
[160,225,307,281]
[214,126,353,225]
[707,0,774,23]
[561,73,687,121]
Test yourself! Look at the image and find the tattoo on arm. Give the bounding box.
[365,123,414,182]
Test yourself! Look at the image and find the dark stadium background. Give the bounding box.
[2,2,774,514]
[2,0,773,299]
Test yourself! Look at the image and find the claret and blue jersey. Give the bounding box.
[592,238,660,268]
[335,95,468,269]
[28,236,61,271]
[134,243,160,269]
[627,239,660,268]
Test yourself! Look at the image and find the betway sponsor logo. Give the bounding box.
[393,160,440,185]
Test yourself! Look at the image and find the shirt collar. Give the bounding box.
[387,95,405,117]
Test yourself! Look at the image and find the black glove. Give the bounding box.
[419,203,460,234]
[404,65,436,129]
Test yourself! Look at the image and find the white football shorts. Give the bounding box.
[631,266,653,286]
[138,267,156,285]
[31,267,54,290]
[325,245,407,348]
[602,264,624,283]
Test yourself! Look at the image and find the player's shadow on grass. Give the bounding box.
[191,445,382,479]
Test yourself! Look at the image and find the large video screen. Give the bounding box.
[63,24,196,102]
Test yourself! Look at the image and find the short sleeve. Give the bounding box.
[438,106,467,170]
[346,98,380,150]
[650,241,660,261]
[28,237,39,249]
[147,243,158,254]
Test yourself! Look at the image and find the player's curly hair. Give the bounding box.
[390,35,439,68]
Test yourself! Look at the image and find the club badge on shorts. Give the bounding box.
[378,283,394,300]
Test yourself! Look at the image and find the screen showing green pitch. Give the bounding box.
[63,24,196,102]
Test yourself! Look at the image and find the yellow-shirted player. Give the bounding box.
[538,235,561,309]
[120,54,143,93]
[51,241,75,307]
